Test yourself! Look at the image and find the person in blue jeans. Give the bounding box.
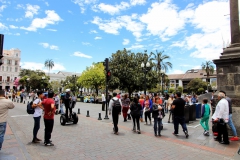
[171,92,189,138]
[152,97,164,136]
[0,90,15,150]
[32,91,44,143]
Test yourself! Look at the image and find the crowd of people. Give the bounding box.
[107,91,238,145]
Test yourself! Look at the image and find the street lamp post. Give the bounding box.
[141,62,151,95]
[72,75,76,95]
[26,78,30,93]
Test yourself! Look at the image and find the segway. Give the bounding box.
[60,100,78,125]
[60,112,78,125]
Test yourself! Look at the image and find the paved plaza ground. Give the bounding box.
[1,100,240,160]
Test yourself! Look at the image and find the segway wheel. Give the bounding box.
[72,112,78,124]
[60,115,66,125]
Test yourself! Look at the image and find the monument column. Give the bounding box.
[213,0,240,135]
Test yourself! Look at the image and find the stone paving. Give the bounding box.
[1,101,240,160]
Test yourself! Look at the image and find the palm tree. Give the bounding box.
[150,50,172,93]
[44,59,54,76]
[201,61,215,83]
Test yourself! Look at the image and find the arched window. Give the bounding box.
[15,67,18,72]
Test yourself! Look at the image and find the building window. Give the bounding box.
[15,67,18,72]
[7,76,10,82]
[16,53,18,57]
[7,59,11,65]
[176,80,179,83]
[15,61,18,65]
[6,66,8,71]
[10,67,12,72]
[2,66,4,71]
[0,76,2,81]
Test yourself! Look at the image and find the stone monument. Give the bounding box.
[213,0,240,134]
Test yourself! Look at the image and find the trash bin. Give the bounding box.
[184,104,190,123]
[195,103,202,118]
[189,104,196,121]
[80,96,84,102]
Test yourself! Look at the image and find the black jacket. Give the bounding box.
[130,102,142,117]
[152,104,164,118]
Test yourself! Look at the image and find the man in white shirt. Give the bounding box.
[212,92,229,145]
[32,91,44,143]
[102,93,106,111]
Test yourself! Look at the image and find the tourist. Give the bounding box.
[143,95,152,125]
[152,97,164,136]
[121,94,131,122]
[109,92,122,135]
[138,95,144,122]
[130,97,142,134]
[32,90,44,143]
[212,92,229,145]
[42,91,55,146]
[0,90,15,150]
[200,98,211,136]
[171,92,189,138]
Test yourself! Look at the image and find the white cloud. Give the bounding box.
[39,43,59,50]
[47,29,57,31]
[25,4,40,18]
[130,0,146,6]
[91,15,145,40]
[97,2,130,15]
[73,51,92,58]
[171,41,185,47]
[15,33,20,36]
[21,62,44,71]
[122,39,130,45]
[20,10,62,32]
[82,42,91,46]
[0,5,7,12]
[72,0,97,13]
[89,30,97,33]
[49,45,59,50]
[192,65,201,69]
[9,25,18,29]
[21,62,66,71]
[45,2,49,6]
[127,44,144,50]
[0,22,8,30]
[140,0,188,41]
[94,36,102,40]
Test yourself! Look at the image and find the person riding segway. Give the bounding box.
[60,89,78,125]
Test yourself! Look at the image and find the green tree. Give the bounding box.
[44,59,54,76]
[19,69,49,91]
[187,78,207,94]
[78,63,105,95]
[201,61,215,83]
[177,86,183,93]
[108,49,158,96]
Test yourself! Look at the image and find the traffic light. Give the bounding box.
[103,58,109,71]
[0,34,4,66]
[107,70,111,82]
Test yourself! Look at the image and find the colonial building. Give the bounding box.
[0,48,21,90]
[168,69,217,92]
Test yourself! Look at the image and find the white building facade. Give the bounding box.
[0,48,21,90]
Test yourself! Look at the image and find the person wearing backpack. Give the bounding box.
[130,97,142,134]
[31,90,44,143]
[109,92,122,135]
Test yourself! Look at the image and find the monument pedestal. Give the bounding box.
[213,46,240,135]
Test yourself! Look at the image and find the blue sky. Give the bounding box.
[0,0,230,74]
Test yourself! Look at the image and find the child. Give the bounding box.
[200,98,211,136]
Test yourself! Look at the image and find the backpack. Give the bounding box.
[112,99,121,113]
[27,101,34,114]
